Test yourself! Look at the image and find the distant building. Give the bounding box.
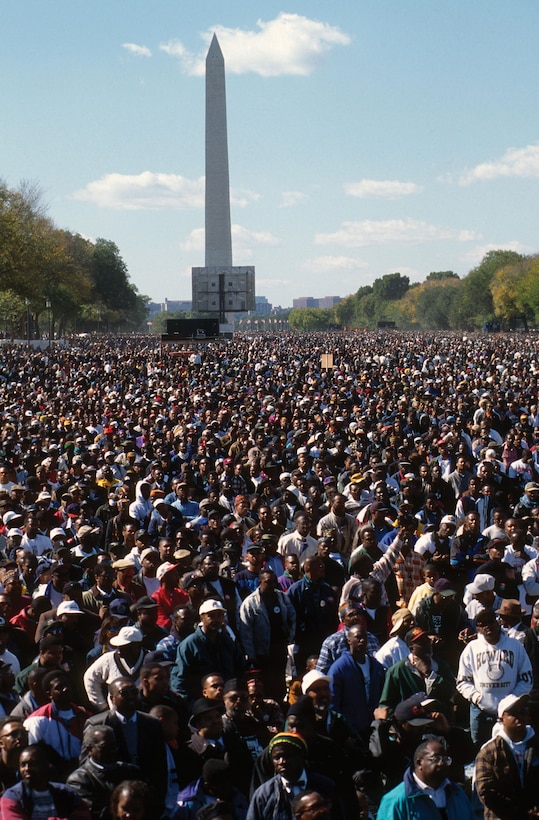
[251,296,272,316]
[292,296,341,309]
[317,296,341,309]
[293,297,317,309]
[147,300,192,317]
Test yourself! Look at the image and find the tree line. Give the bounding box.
[3,178,536,337]
[0,180,149,338]
[289,250,539,331]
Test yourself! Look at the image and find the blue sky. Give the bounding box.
[2,2,539,308]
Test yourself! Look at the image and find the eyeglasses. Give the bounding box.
[226,693,248,702]
[0,729,28,739]
[422,754,452,765]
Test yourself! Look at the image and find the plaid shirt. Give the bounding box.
[316,627,379,674]
[475,732,539,820]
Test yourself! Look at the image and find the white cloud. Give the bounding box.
[280,191,308,208]
[160,13,351,77]
[459,142,539,185]
[73,173,259,210]
[74,172,204,210]
[232,189,262,208]
[122,42,151,58]
[461,240,531,266]
[316,218,481,248]
[181,225,279,255]
[232,224,279,248]
[180,228,205,253]
[344,179,422,199]
[257,277,290,288]
[303,256,368,273]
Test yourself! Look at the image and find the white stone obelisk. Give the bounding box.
[191,35,255,318]
[205,34,232,268]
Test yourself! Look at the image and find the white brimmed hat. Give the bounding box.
[57,601,84,617]
[199,599,226,615]
[301,669,332,693]
[109,626,143,647]
[468,574,495,595]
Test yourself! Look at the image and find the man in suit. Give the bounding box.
[67,725,140,820]
[83,677,167,805]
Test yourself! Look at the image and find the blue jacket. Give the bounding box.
[247,772,338,820]
[377,765,474,820]
[328,651,385,735]
[173,777,248,820]
[1,780,90,820]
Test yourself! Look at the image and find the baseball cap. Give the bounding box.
[394,693,437,725]
[433,578,456,597]
[405,627,430,647]
[389,608,413,636]
[440,515,457,527]
[78,525,99,540]
[468,574,495,595]
[3,511,23,526]
[181,571,203,590]
[301,669,332,694]
[109,626,143,647]
[56,601,84,617]
[199,599,226,615]
[112,558,136,571]
[497,693,530,718]
[108,598,131,618]
[140,548,159,562]
[156,562,179,582]
[130,596,158,613]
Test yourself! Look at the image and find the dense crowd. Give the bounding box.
[0,330,538,820]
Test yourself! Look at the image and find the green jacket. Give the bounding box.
[379,656,455,717]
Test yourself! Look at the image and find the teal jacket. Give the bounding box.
[377,765,473,820]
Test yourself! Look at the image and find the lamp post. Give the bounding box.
[25,299,30,346]
[46,298,52,348]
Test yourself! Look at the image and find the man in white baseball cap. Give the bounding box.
[84,626,145,712]
[475,693,539,820]
[464,573,502,623]
[171,599,244,700]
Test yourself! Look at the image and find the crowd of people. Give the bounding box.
[0,330,538,819]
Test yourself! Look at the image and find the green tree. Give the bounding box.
[520,256,539,323]
[289,308,331,330]
[458,249,524,328]
[415,279,461,329]
[372,272,410,301]
[426,270,460,281]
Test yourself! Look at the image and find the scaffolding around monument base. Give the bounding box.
[192,266,255,319]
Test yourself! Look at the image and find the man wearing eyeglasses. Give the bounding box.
[0,718,28,793]
[377,736,474,819]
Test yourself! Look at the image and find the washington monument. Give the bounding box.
[192,34,255,319]
[205,35,232,267]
